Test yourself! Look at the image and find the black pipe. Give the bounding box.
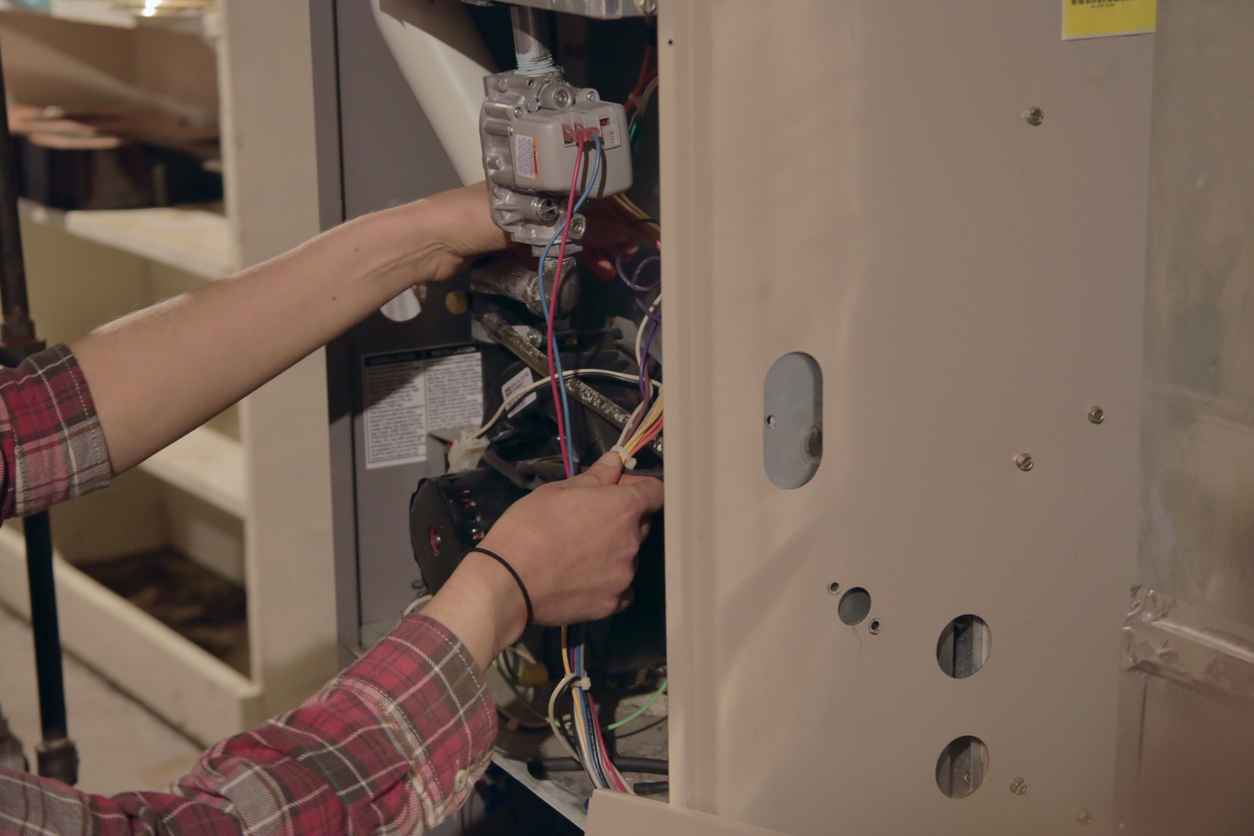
[23,512,76,784]
[0,48,34,349]
[0,44,78,786]
[527,757,668,778]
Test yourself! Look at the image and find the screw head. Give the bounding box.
[1014,452,1035,472]
[635,0,658,13]
[513,106,524,117]
[1024,107,1045,126]
[1088,406,1105,425]
[553,88,572,108]
[1010,777,1028,796]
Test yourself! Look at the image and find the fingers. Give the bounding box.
[619,475,664,514]
[615,587,636,614]
[564,452,624,488]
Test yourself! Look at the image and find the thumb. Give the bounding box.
[564,452,623,488]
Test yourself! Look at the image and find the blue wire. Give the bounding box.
[536,137,604,476]
[537,139,611,788]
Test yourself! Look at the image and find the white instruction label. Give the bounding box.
[501,367,537,418]
[514,133,537,180]
[362,348,483,470]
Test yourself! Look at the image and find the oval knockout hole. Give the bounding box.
[936,735,989,799]
[837,587,871,625]
[763,352,823,489]
[937,615,991,679]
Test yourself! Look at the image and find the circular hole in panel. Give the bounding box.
[766,414,777,428]
[837,587,871,626]
[827,582,841,596]
[868,618,881,635]
[937,615,991,679]
[935,736,989,799]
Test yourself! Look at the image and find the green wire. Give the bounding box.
[606,679,667,732]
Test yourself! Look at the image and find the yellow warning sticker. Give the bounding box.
[1062,0,1156,40]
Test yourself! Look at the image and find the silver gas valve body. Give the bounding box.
[480,70,633,252]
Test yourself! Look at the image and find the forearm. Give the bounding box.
[423,547,529,670]
[73,184,499,473]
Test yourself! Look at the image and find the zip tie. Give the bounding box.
[610,445,638,471]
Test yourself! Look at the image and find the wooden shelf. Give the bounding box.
[0,0,220,38]
[0,526,258,744]
[138,426,246,518]
[19,200,237,280]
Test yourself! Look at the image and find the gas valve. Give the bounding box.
[480,69,633,251]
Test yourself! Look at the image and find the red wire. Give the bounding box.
[629,417,664,457]
[546,139,587,477]
[589,696,629,792]
[625,47,656,115]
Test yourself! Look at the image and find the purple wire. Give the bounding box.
[615,252,661,293]
[638,307,661,402]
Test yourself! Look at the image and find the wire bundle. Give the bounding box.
[533,134,635,792]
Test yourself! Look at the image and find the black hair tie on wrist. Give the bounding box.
[468,547,534,626]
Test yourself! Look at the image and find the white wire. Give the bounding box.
[546,672,585,763]
[630,76,660,127]
[475,369,656,439]
[617,297,664,449]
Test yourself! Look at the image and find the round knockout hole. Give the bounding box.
[837,587,872,626]
[936,735,989,799]
[937,615,991,679]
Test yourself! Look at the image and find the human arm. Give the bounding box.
[0,454,663,834]
[72,183,505,473]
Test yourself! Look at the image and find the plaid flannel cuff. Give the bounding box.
[0,345,112,518]
[336,613,499,824]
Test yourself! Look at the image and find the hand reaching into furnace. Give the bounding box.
[422,454,664,668]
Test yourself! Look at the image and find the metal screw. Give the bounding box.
[868,619,881,635]
[1014,452,1035,472]
[513,106,524,117]
[1024,107,1045,126]
[1010,777,1028,796]
[1088,405,1105,425]
[635,0,658,14]
[569,215,587,239]
[553,88,572,108]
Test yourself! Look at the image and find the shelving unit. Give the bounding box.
[0,2,336,745]
[0,0,220,37]
[18,200,236,280]
[137,425,245,517]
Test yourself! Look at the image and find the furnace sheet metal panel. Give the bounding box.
[658,2,1151,834]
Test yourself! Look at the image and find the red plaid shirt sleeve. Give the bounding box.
[0,613,498,834]
[0,345,113,517]
[0,347,500,833]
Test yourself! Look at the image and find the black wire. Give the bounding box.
[528,757,668,777]
[633,780,669,796]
